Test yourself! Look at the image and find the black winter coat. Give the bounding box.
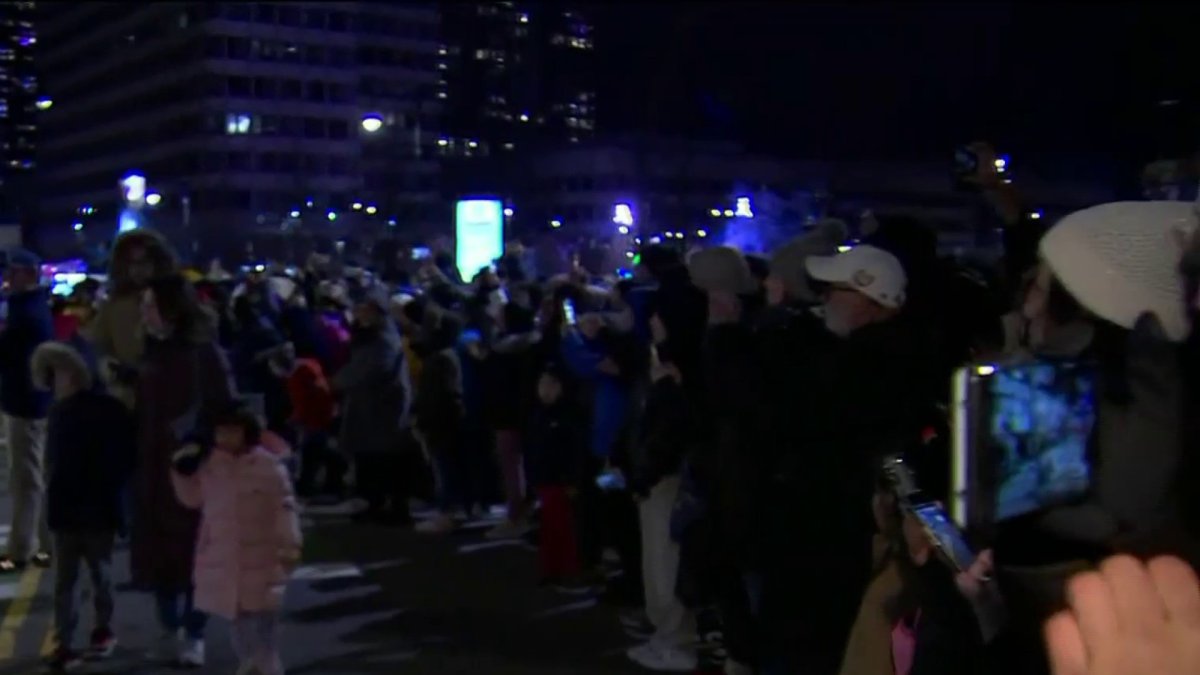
[631,377,693,496]
[46,390,136,532]
[525,400,587,488]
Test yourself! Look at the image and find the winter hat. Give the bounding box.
[806,244,907,309]
[1040,201,1197,343]
[7,247,40,270]
[769,219,849,303]
[687,245,757,295]
[32,341,96,392]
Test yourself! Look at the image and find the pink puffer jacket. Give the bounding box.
[171,447,302,620]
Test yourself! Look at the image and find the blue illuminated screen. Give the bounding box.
[988,361,1096,521]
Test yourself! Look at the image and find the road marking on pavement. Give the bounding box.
[530,597,598,619]
[0,567,43,659]
[456,540,526,554]
[292,563,363,581]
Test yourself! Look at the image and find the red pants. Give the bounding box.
[537,485,580,580]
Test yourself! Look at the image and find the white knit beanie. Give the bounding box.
[1040,201,1198,342]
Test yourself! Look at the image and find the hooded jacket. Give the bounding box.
[0,286,54,418]
[84,229,179,408]
[33,341,135,532]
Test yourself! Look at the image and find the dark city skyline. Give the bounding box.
[595,3,1198,172]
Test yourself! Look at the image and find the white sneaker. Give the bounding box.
[146,631,180,661]
[629,643,698,672]
[484,519,531,540]
[415,513,455,534]
[178,638,205,667]
[625,641,659,663]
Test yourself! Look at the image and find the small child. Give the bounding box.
[269,342,340,499]
[170,402,302,675]
[33,342,135,672]
[525,365,586,585]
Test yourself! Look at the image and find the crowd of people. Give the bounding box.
[1,156,1200,675]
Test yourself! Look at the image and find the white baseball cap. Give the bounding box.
[1040,201,1197,342]
[805,244,908,309]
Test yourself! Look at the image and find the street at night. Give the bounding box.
[0,494,650,675]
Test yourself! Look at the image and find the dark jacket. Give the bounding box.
[525,399,587,488]
[35,341,136,532]
[631,377,693,496]
[761,315,942,649]
[47,390,136,532]
[0,287,53,418]
[414,348,464,451]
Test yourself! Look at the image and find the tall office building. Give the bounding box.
[38,2,441,258]
[0,1,38,226]
[437,1,595,193]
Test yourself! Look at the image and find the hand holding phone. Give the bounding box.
[596,468,626,492]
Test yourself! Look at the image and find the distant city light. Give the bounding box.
[78,205,94,215]
[289,210,300,218]
[365,205,378,215]
[617,225,630,235]
[327,210,338,221]
[35,98,52,111]
[550,219,562,228]
[145,192,162,206]
[72,222,83,232]
[361,115,384,133]
[467,140,478,149]
[1030,211,1042,220]
[838,245,854,253]
[994,157,1007,170]
[626,251,635,259]
[387,219,398,227]
[438,138,449,146]
[648,236,661,244]
[503,207,514,217]
[735,196,754,218]
[696,229,708,238]
[613,203,634,227]
[723,209,734,217]
[305,199,314,208]
[709,208,721,217]
[519,113,530,122]
[352,202,363,210]
[121,173,146,203]
[118,212,139,233]
[519,14,529,23]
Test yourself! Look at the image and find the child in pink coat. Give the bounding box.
[171,403,302,675]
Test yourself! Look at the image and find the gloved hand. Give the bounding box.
[171,443,205,476]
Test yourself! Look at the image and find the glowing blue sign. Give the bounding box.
[455,199,505,280]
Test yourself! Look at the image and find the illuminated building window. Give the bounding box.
[225,113,253,134]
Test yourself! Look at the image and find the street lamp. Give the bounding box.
[361,114,384,133]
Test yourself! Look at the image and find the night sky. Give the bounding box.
[596,3,1199,178]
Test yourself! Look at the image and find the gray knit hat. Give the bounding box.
[688,245,757,295]
[769,219,849,303]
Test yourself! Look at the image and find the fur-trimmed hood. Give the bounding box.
[109,229,179,295]
[31,341,96,392]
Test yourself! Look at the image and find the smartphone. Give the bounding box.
[951,360,1097,532]
[911,502,977,573]
[595,469,626,492]
[562,299,577,326]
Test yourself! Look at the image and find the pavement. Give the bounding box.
[0,490,659,675]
